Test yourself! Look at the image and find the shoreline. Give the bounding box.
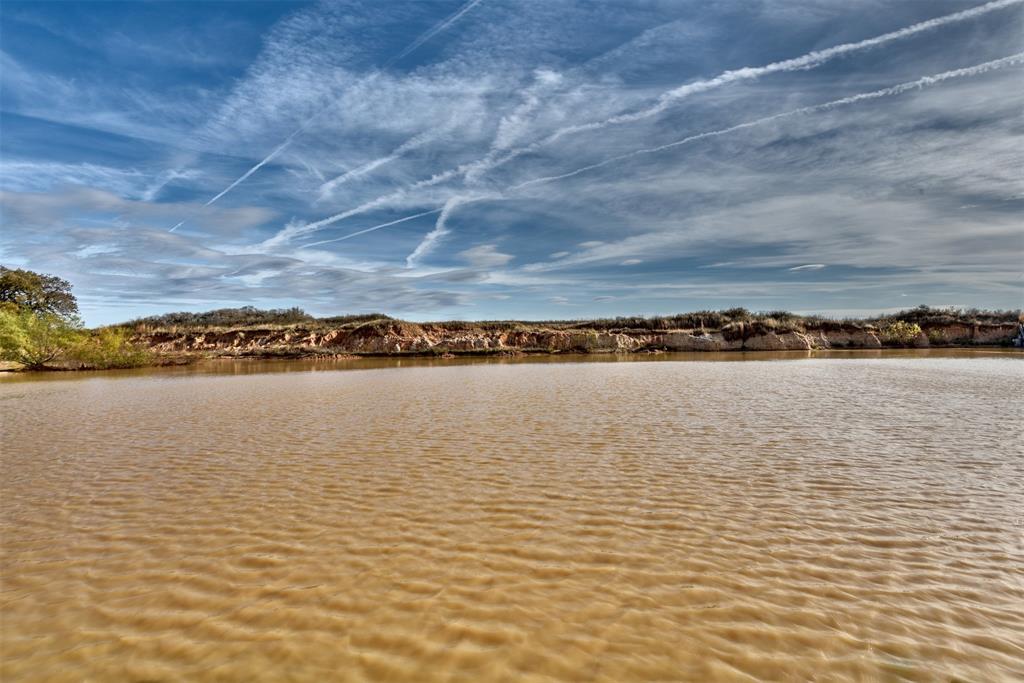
[3,344,1020,376]
[5,308,1021,373]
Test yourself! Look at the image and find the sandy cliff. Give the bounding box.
[136,320,1019,358]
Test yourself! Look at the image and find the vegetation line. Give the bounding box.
[2,267,1021,372]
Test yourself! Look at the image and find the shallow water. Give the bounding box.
[2,353,1023,681]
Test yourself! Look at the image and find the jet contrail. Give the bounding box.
[386,0,484,67]
[300,208,443,248]
[405,196,470,267]
[168,1,483,231]
[278,0,1021,242]
[205,133,299,207]
[300,53,1023,254]
[318,130,439,202]
[261,167,462,247]
[313,1,487,202]
[169,117,317,232]
[467,0,1024,181]
[507,53,1024,192]
[549,0,1024,141]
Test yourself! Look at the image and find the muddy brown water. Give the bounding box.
[2,351,1023,681]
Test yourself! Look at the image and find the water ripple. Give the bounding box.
[2,356,1023,681]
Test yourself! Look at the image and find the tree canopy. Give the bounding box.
[0,267,79,320]
[0,309,83,369]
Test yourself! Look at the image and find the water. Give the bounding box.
[2,352,1023,681]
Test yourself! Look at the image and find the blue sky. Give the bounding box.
[1,0,1021,326]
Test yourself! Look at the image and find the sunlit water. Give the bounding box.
[2,352,1023,682]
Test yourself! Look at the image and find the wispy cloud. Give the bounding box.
[459,243,513,267]
[178,0,487,217]
[385,0,485,66]
[438,0,1024,197]
[508,53,1024,193]
[301,208,442,249]
[406,196,465,267]
[4,0,1022,322]
[277,1,1022,244]
[317,130,440,202]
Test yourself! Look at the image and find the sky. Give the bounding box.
[1,0,1021,326]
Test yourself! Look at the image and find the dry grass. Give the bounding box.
[121,305,1021,336]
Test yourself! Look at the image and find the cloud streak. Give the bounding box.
[285,53,1023,254]
[509,53,1024,192]
[173,0,485,227]
[385,0,484,67]
[546,0,1024,141]
[204,130,303,207]
[317,130,438,202]
[7,0,1022,322]
[278,0,1021,244]
[301,208,443,248]
[405,196,465,268]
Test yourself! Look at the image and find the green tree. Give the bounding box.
[881,320,923,346]
[0,267,79,320]
[71,326,154,369]
[0,309,84,369]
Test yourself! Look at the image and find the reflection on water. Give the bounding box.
[2,354,1023,681]
[2,347,1021,384]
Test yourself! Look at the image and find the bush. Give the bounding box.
[316,313,392,327]
[129,306,313,330]
[881,321,923,346]
[875,305,1020,326]
[71,327,154,369]
[0,309,84,369]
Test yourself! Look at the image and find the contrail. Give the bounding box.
[318,130,438,202]
[462,68,564,185]
[168,1,483,231]
[507,53,1024,192]
[279,0,1021,242]
[300,208,443,248]
[549,0,1024,140]
[405,196,468,267]
[300,53,1023,254]
[205,133,299,207]
[170,117,317,232]
[261,167,462,247]
[386,0,484,67]
[318,66,557,202]
[469,0,1024,180]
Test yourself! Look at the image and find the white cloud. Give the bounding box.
[458,243,514,267]
[5,0,1023,320]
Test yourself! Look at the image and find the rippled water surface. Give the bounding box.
[2,353,1023,682]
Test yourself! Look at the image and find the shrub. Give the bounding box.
[0,309,84,369]
[874,305,1020,326]
[881,321,923,346]
[317,313,393,327]
[72,327,155,369]
[129,306,313,330]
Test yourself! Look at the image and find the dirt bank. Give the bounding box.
[134,319,1020,359]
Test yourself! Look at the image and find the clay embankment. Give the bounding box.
[135,320,1020,358]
